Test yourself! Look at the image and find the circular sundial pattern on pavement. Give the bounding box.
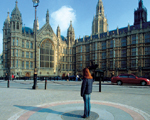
[9,101,150,120]
[61,110,99,120]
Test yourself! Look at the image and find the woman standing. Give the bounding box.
[81,68,93,118]
[5,73,9,80]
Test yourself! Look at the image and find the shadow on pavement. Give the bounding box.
[14,105,83,119]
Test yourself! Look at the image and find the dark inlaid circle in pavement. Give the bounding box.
[61,110,99,120]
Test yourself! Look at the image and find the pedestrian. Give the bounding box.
[76,74,79,81]
[110,72,114,82]
[81,68,93,118]
[5,73,9,81]
[67,73,69,81]
[111,72,114,78]
[12,74,14,80]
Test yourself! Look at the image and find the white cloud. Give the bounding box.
[51,6,76,35]
[0,33,3,54]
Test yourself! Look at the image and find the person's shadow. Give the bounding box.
[14,105,82,119]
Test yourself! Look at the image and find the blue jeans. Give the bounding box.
[83,94,91,117]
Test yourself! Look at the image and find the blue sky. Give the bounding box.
[0,0,150,54]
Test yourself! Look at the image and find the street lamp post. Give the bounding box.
[32,0,39,89]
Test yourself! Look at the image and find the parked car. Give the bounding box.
[102,77,111,82]
[0,77,4,80]
[54,76,61,80]
[37,77,44,80]
[111,74,150,86]
[62,73,67,80]
[138,76,150,79]
[69,75,76,81]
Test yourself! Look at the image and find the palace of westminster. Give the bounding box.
[2,0,150,78]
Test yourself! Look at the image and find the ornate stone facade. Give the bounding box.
[0,53,3,77]
[76,0,150,77]
[3,1,76,77]
[3,0,150,78]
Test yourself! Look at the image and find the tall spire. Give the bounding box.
[33,17,39,31]
[70,21,72,27]
[10,0,22,31]
[92,0,107,35]
[11,0,21,17]
[37,17,39,30]
[57,25,60,37]
[67,21,75,42]
[5,12,10,23]
[16,0,18,7]
[139,0,143,9]
[96,0,104,16]
[68,21,73,31]
[134,0,147,25]
[46,9,49,23]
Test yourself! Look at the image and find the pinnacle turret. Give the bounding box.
[92,0,107,35]
[67,21,75,43]
[68,21,74,32]
[57,25,61,37]
[96,0,104,16]
[4,12,10,24]
[10,0,22,32]
[139,0,143,9]
[134,0,147,25]
[11,0,21,18]
[46,9,49,23]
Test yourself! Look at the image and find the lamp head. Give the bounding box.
[32,0,39,7]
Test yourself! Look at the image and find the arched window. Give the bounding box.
[5,30,7,35]
[13,22,15,30]
[99,7,102,13]
[145,33,150,43]
[40,40,54,68]
[17,22,19,29]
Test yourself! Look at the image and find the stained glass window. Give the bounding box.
[40,40,54,68]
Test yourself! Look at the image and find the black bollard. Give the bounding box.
[7,80,9,88]
[45,79,47,90]
[99,79,101,92]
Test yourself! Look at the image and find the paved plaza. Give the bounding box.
[0,80,150,120]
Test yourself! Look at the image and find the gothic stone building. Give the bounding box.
[3,0,150,78]
[0,53,3,77]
